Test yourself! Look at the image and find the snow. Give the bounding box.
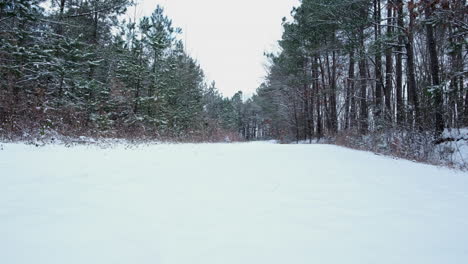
[442,127,468,139]
[439,127,468,167]
[1,142,468,264]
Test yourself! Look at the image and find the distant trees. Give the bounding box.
[249,0,467,142]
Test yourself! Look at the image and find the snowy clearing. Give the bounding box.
[1,142,468,264]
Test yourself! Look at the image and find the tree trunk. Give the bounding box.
[303,82,309,140]
[359,26,368,134]
[330,51,338,134]
[293,98,299,143]
[395,0,404,125]
[425,0,444,136]
[314,57,323,138]
[406,0,420,130]
[57,0,66,35]
[345,50,355,130]
[303,57,311,141]
[384,0,393,123]
[374,0,384,122]
[319,56,330,134]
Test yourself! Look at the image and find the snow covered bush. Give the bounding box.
[335,128,468,170]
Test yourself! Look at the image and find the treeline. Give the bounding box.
[247,0,467,143]
[2,0,466,147]
[0,0,244,140]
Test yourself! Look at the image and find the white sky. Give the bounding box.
[130,0,298,98]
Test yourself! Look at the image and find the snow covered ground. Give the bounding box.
[1,142,468,264]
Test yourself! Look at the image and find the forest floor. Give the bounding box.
[1,142,468,264]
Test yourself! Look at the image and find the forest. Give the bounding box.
[250,0,466,138]
[247,0,467,162]
[0,0,244,140]
[1,0,467,158]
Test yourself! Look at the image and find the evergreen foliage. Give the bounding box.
[0,1,239,140]
[249,0,467,144]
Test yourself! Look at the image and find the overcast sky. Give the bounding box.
[130,0,298,98]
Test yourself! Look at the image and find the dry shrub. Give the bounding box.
[333,128,466,170]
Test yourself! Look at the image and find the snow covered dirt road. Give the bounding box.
[1,142,467,264]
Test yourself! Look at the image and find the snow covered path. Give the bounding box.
[1,142,467,264]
